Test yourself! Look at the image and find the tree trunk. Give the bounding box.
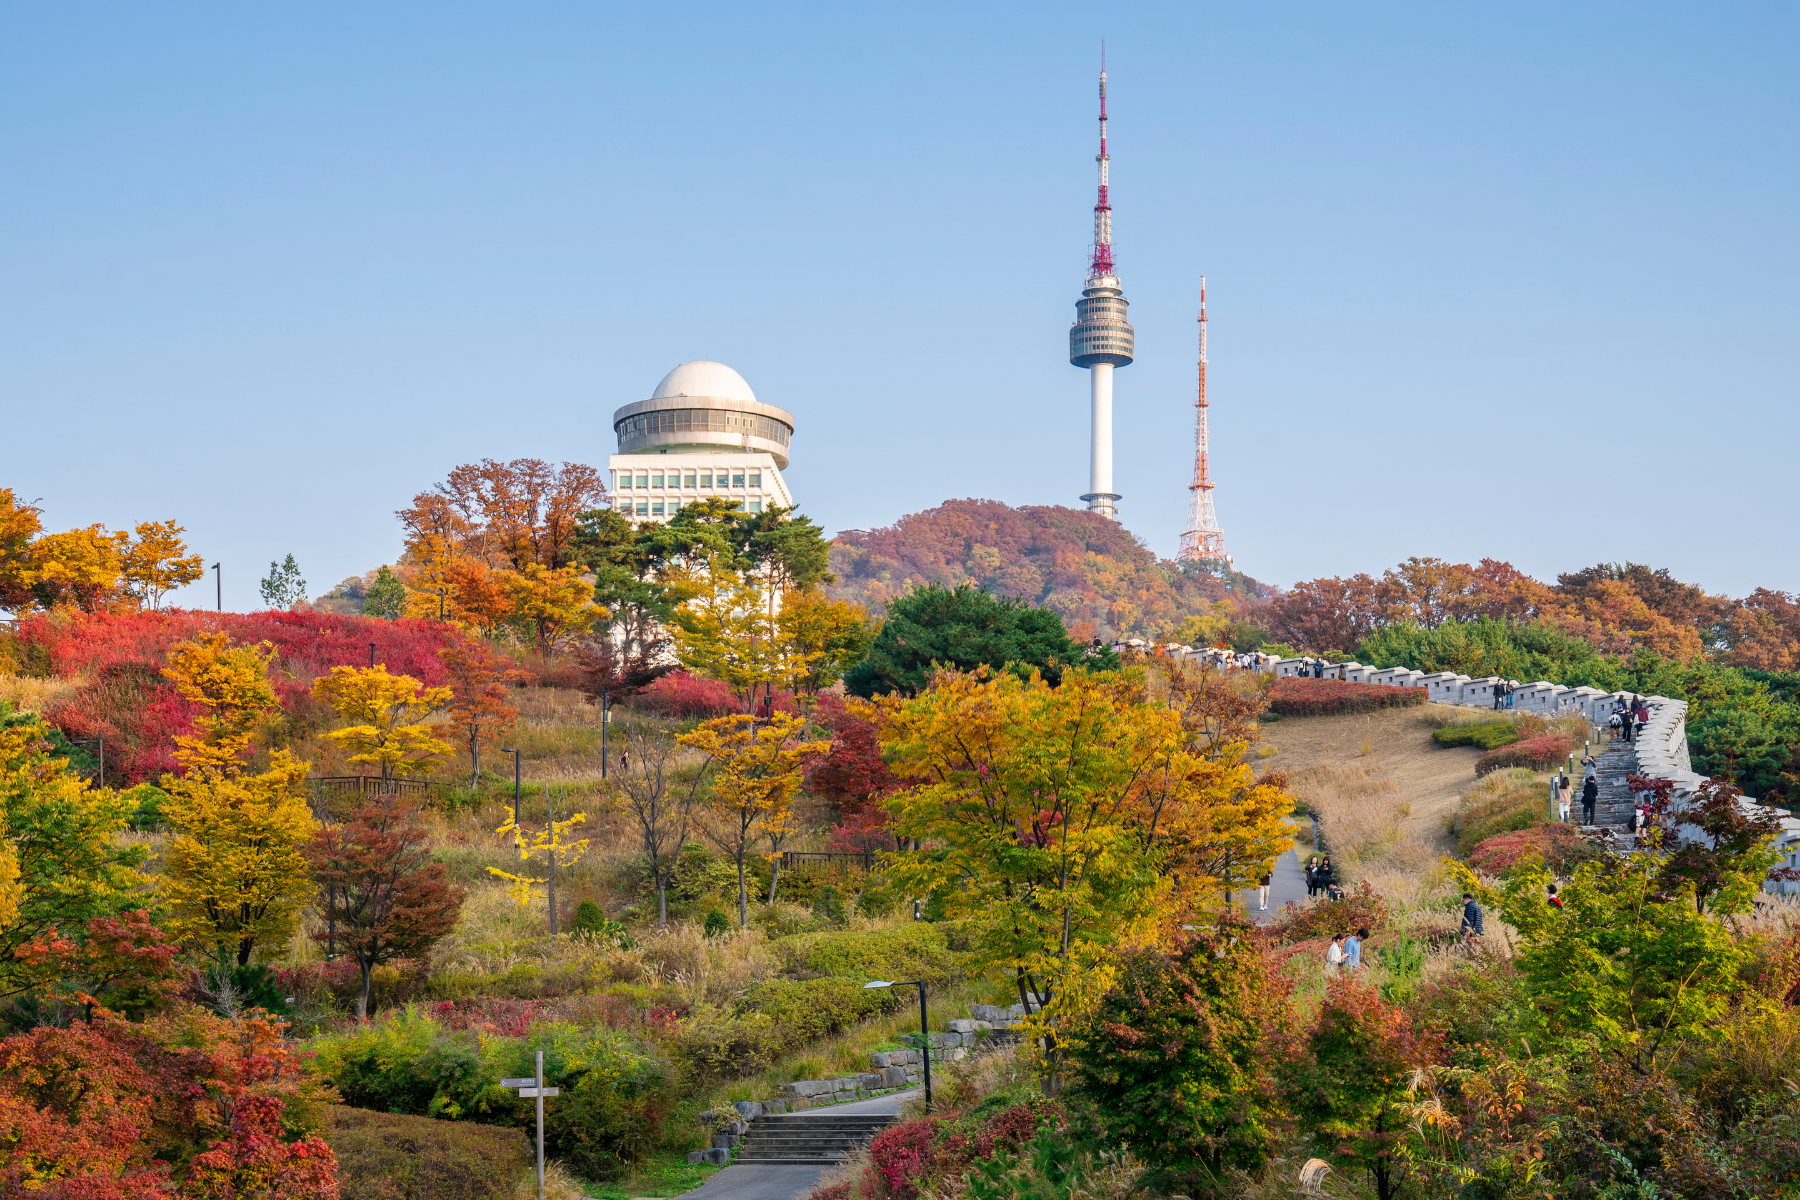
[327,883,337,961]
[658,881,668,930]
[736,852,748,928]
[356,962,373,1020]
[547,846,558,937]
[470,726,481,786]
[767,856,782,904]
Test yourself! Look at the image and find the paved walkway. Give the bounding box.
[1236,846,1310,924]
[675,1088,920,1200]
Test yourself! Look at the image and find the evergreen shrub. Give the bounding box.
[323,1107,529,1200]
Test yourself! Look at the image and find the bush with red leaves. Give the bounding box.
[1268,677,1425,717]
[16,608,467,781]
[1272,880,1390,942]
[1476,735,1578,777]
[868,1118,940,1200]
[628,671,740,720]
[1467,823,1588,876]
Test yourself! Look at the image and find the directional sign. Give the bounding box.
[500,1078,537,1088]
[516,1087,559,1098]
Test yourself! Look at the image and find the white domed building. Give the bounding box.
[608,361,796,522]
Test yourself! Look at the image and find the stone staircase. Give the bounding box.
[1589,734,1640,831]
[731,1111,897,1165]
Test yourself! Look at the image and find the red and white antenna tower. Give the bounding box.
[1090,44,1114,277]
[1177,278,1230,564]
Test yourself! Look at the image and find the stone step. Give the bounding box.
[731,1111,897,1165]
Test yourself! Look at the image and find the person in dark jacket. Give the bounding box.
[1582,775,1600,825]
[1461,892,1485,948]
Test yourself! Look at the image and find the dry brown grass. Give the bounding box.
[1292,761,1437,878]
[0,673,78,713]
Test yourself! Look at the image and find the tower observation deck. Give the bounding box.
[1069,58,1133,521]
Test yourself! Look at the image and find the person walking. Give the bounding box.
[1557,774,1573,823]
[1345,928,1367,971]
[1317,857,1337,900]
[1634,802,1649,848]
[1304,857,1317,898]
[1460,892,1485,951]
[1582,775,1599,825]
[1325,933,1346,975]
[1258,871,1272,911]
[1633,698,1650,739]
[1582,752,1598,783]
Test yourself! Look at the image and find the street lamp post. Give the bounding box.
[600,691,611,779]
[211,563,221,612]
[500,747,522,830]
[863,979,931,1112]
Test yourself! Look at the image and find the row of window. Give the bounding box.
[616,470,761,490]
[626,499,764,517]
[615,408,793,447]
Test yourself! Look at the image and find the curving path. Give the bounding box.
[675,1088,920,1200]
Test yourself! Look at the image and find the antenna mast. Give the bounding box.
[1090,44,1114,277]
[1177,277,1230,564]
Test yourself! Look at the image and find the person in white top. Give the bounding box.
[1325,933,1346,975]
[1556,775,1573,823]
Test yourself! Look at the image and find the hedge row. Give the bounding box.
[323,1107,528,1200]
[1433,723,1520,751]
[1267,677,1427,717]
[1475,735,1579,777]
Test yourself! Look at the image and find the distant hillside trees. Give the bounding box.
[827,499,1270,644]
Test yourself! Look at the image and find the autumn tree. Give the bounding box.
[1068,921,1291,1196]
[868,666,1291,1040]
[1290,980,1444,1200]
[311,664,453,781]
[21,526,128,611]
[0,718,146,997]
[122,520,205,611]
[305,793,464,1018]
[439,638,522,785]
[807,696,905,854]
[502,563,601,663]
[666,552,799,713]
[678,712,828,928]
[614,728,698,929]
[158,634,316,965]
[490,786,591,936]
[779,588,876,695]
[0,488,44,611]
[404,458,606,571]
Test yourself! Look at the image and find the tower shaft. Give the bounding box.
[1178,278,1230,563]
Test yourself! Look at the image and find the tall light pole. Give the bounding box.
[863,979,932,1112]
[599,691,612,779]
[500,747,521,831]
[211,563,221,612]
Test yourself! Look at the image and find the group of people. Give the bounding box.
[1323,927,1371,974]
[1554,752,1602,824]
[1609,695,1651,743]
[1491,680,1518,710]
[1304,855,1341,901]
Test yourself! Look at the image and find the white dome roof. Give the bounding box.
[651,360,757,404]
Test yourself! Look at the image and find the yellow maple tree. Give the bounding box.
[668,554,810,713]
[22,526,128,611]
[158,634,316,965]
[489,785,591,935]
[122,520,205,611]
[500,563,600,663]
[678,711,829,927]
[311,665,453,781]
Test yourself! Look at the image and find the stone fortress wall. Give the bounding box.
[1219,652,1800,893]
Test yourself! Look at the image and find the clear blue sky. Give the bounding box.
[3,2,1795,609]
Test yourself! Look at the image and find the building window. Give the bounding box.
[652,501,664,515]
[738,501,747,512]
[684,473,696,487]
[732,473,745,488]
[749,499,762,513]
[748,472,761,488]
[699,472,712,488]
[651,472,663,488]
[635,502,648,515]
[618,473,633,489]
[636,473,649,489]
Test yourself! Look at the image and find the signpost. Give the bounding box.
[501,1051,560,1199]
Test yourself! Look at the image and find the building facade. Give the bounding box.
[608,361,796,521]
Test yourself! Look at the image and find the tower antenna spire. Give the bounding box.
[1178,277,1230,565]
[1090,43,1114,278]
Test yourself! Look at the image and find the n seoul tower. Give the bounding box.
[1069,51,1134,521]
